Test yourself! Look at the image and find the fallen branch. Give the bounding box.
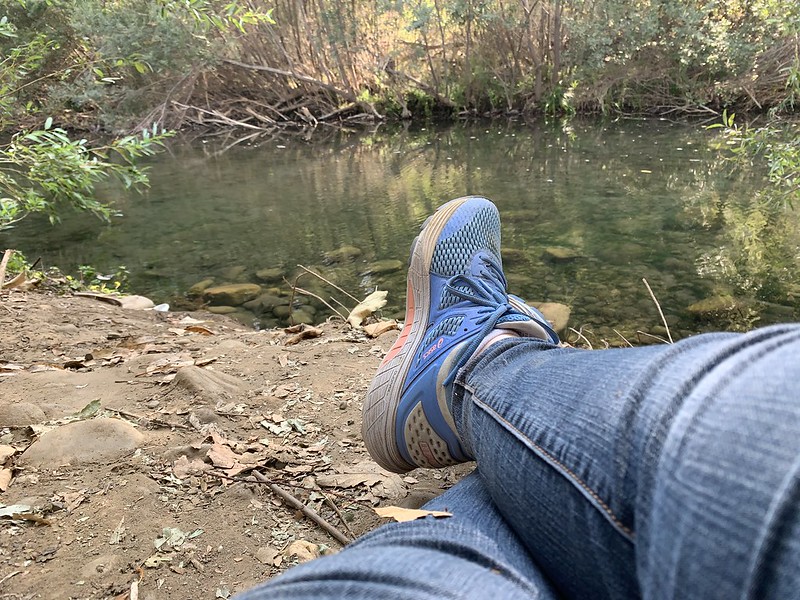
[252,471,351,545]
[221,59,383,119]
[172,102,267,131]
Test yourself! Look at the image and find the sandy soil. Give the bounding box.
[0,289,471,600]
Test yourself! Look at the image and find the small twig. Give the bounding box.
[327,295,351,312]
[297,264,360,304]
[252,471,351,545]
[568,327,593,350]
[289,282,348,321]
[636,330,670,344]
[0,570,22,586]
[642,278,673,343]
[612,329,634,347]
[320,490,356,539]
[286,273,302,325]
[0,249,14,291]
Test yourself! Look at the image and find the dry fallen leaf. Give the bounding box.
[316,460,406,499]
[0,468,12,492]
[255,546,282,566]
[207,443,240,469]
[284,325,323,346]
[374,506,452,522]
[347,290,388,328]
[0,445,17,462]
[173,455,210,479]
[362,319,398,338]
[186,325,215,335]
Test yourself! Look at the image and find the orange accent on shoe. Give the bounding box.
[380,278,415,367]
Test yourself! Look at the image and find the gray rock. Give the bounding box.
[534,302,571,333]
[19,419,144,467]
[0,402,47,427]
[204,283,262,306]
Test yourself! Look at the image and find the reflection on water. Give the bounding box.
[5,119,799,342]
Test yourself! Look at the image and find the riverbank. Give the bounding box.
[0,287,473,599]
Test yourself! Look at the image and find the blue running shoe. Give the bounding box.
[362,196,559,473]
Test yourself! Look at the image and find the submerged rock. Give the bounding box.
[290,309,316,325]
[187,278,215,297]
[243,293,284,314]
[687,295,738,316]
[501,248,528,265]
[203,283,262,306]
[254,267,285,283]
[222,265,248,281]
[273,305,292,319]
[323,245,362,264]
[206,305,238,314]
[362,259,404,276]
[543,246,582,262]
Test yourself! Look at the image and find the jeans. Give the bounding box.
[237,324,800,599]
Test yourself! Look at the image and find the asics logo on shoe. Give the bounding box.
[422,337,444,361]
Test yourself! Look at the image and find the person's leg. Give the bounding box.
[236,472,560,600]
[454,323,800,600]
[358,195,800,599]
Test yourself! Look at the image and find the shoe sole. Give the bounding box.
[362,196,475,473]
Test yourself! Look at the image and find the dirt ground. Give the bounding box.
[0,289,472,600]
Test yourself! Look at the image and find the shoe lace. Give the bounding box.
[441,255,526,387]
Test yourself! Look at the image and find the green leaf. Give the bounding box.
[77,399,102,419]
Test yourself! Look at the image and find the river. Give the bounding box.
[6,118,799,344]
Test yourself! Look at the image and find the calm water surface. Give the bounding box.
[6,119,799,343]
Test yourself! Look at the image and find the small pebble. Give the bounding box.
[338,401,348,410]
[146,400,160,409]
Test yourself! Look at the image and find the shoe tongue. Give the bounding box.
[496,317,551,340]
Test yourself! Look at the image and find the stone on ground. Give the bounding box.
[20,418,144,467]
